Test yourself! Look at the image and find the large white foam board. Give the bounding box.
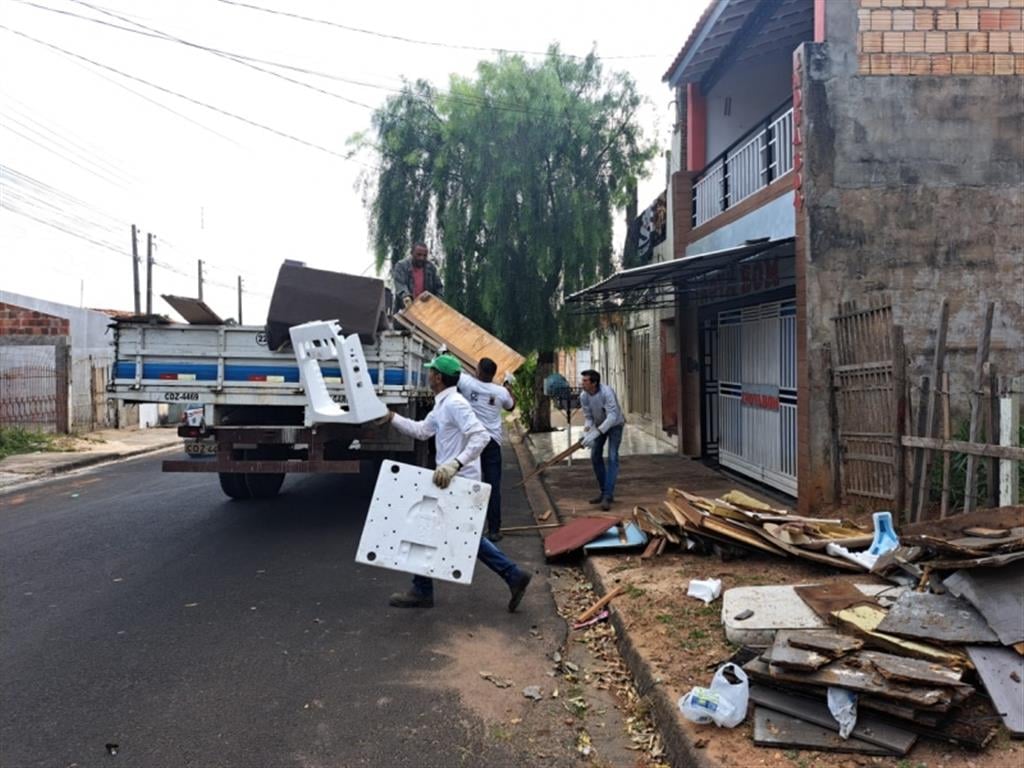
[356,460,491,585]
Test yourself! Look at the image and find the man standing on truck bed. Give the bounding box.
[382,353,531,611]
[393,242,444,310]
[457,357,515,542]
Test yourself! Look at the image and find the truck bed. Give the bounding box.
[110,323,433,407]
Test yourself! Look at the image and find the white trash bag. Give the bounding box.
[678,663,749,728]
[686,578,723,604]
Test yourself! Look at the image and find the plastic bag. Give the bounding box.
[686,578,723,604]
[827,687,858,739]
[678,663,749,728]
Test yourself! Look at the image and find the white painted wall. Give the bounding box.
[686,191,795,256]
[705,48,794,161]
[0,290,118,429]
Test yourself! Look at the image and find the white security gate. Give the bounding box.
[716,299,797,495]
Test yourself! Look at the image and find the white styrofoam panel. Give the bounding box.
[356,460,491,585]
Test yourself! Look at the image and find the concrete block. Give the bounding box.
[721,583,903,647]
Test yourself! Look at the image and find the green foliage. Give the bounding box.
[928,418,1024,509]
[508,353,538,429]
[0,427,60,459]
[355,46,656,354]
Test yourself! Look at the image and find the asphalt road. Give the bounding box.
[0,448,574,768]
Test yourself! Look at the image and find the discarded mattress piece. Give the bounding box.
[355,460,490,584]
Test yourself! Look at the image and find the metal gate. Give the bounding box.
[0,337,70,433]
[700,317,719,459]
[716,299,797,495]
[626,327,651,416]
[832,299,900,503]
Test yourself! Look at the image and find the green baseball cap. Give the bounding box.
[425,354,462,376]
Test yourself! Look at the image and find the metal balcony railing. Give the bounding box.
[692,101,794,229]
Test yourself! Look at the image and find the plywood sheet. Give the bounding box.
[832,604,968,667]
[966,646,1024,737]
[161,294,223,324]
[752,708,898,755]
[749,685,916,754]
[794,582,880,621]
[397,292,525,380]
[771,631,832,671]
[876,591,998,644]
[944,561,1024,646]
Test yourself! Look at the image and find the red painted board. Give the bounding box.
[544,516,620,558]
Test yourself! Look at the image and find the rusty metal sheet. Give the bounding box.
[752,707,899,755]
[965,646,1024,738]
[944,561,1024,646]
[876,591,999,644]
[749,685,916,754]
[543,516,620,558]
[794,582,880,621]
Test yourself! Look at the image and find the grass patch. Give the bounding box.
[625,585,646,599]
[0,427,66,460]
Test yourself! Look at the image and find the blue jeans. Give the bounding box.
[480,439,503,535]
[590,424,623,500]
[410,536,524,598]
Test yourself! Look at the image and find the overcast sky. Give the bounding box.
[0,0,702,322]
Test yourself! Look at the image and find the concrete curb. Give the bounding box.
[508,423,717,768]
[0,440,180,492]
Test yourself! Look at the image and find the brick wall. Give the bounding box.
[857,0,1024,75]
[0,302,70,336]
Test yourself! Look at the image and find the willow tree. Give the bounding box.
[357,47,654,429]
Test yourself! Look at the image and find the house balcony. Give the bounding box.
[692,100,794,230]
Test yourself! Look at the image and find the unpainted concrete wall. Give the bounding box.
[798,23,1024,508]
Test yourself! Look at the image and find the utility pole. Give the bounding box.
[198,259,204,301]
[146,232,154,316]
[131,224,141,314]
[237,275,243,324]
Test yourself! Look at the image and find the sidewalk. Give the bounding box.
[0,426,181,491]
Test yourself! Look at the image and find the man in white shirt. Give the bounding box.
[382,354,531,610]
[579,369,625,511]
[457,357,515,541]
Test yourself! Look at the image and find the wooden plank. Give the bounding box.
[512,439,585,487]
[892,325,907,519]
[875,591,999,644]
[858,650,969,691]
[787,630,864,659]
[966,646,1024,738]
[766,656,955,710]
[940,372,953,518]
[749,686,916,754]
[396,292,526,381]
[916,298,949,521]
[752,707,899,755]
[901,436,1024,462]
[832,604,968,667]
[987,363,1000,509]
[964,302,995,513]
[793,582,879,621]
[910,374,931,519]
[576,585,627,624]
[944,561,1024,646]
[770,631,832,672]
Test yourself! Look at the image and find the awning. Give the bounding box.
[566,237,794,314]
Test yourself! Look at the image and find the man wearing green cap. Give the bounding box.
[381,353,532,611]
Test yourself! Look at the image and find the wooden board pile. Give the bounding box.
[633,488,871,569]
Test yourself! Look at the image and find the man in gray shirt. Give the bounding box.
[392,242,444,310]
[579,369,625,511]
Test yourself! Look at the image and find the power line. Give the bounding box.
[214,0,665,61]
[16,0,573,122]
[0,202,125,255]
[0,24,367,163]
[0,120,129,188]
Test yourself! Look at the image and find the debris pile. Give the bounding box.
[722,506,1024,757]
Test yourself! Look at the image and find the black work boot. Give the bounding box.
[388,590,434,608]
[507,573,531,613]
[589,495,604,504]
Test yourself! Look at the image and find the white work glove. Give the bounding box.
[433,460,460,489]
[503,371,515,386]
[402,296,413,309]
[373,411,394,427]
[581,429,600,449]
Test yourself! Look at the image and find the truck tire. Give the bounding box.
[219,472,252,500]
[245,473,285,499]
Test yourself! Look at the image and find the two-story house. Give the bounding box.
[571,0,1022,513]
